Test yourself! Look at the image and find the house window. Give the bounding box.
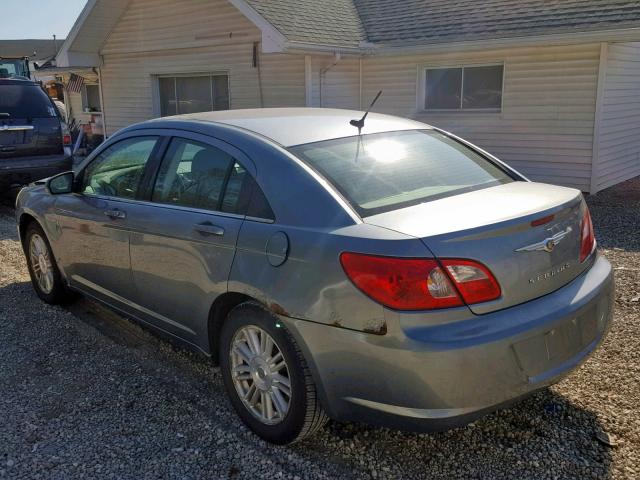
[82,84,102,112]
[158,74,229,116]
[424,65,503,111]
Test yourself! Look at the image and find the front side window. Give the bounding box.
[289,130,514,217]
[81,137,158,199]
[158,74,229,116]
[425,65,503,111]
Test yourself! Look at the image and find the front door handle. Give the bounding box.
[104,209,126,219]
[194,222,225,237]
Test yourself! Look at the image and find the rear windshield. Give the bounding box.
[0,84,58,118]
[289,130,515,217]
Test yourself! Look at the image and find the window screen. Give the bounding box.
[158,74,229,116]
[425,65,503,111]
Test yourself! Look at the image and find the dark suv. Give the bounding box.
[0,78,73,193]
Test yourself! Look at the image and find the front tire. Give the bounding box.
[23,222,74,305]
[220,303,328,444]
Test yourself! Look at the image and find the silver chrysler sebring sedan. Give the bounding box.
[16,108,613,444]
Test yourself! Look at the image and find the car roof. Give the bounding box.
[0,78,38,85]
[143,108,431,147]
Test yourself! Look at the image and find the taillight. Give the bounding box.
[440,259,501,305]
[580,207,596,262]
[63,134,72,146]
[340,253,501,311]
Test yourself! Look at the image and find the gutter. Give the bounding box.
[354,27,640,56]
[279,27,640,57]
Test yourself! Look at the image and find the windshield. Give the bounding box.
[0,59,29,78]
[0,84,58,118]
[289,130,515,217]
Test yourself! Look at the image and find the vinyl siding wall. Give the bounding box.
[309,56,360,110]
[99,0,305,135]
[595,42,640,191]
[309,44,601,191]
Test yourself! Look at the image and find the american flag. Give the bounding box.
[66,73,85,93]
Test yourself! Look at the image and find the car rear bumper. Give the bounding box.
[281,254,614,431]
[0,154,73,190]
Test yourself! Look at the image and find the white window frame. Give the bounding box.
[416,62,505,113]
[81,83,102,113]
[151,72,231,117]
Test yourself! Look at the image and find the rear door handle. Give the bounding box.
[104,209,126,219]
[194,222,225,237]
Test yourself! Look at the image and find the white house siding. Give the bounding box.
[595,42,640,191]
[309,56,360,110]
[99,0,305,135]
[312,44,600,191]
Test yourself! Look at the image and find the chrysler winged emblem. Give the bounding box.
[516,227,572,253]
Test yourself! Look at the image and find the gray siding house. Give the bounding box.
[57,0,640,193]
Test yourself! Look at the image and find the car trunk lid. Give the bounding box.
[364,182,590,314]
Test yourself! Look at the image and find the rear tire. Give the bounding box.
[220,302,328,444]
[23,222,75,305]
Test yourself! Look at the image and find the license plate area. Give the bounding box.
[511,306,600,379]
[0,130,30,145]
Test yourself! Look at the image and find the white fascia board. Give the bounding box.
[55,0,99,67]
[57,51,102,68]
[227,0,287,52]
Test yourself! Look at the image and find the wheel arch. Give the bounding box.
[18,212,39,245]
[207,291,254,363]
[207,292,334,418]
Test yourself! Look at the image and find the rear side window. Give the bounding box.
[152,137,274,219]
[0,84,58,118]
[289,130,514,217]
[152,138,234,211]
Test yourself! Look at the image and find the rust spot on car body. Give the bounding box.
[269,303,289,316]
[363,322,387,335]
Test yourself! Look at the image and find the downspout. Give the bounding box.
[319,52,341,107]
[304,55,312,106]
[590,42,608,195]
[96,62,108,139]
[254,42,264,107]
[359,56,363,110]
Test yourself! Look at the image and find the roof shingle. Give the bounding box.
[354,0,640,46]
[246,0,366,48]
[244,0,640,49]
[0,39,64,61]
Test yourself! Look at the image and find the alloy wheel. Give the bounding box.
[230,325,292,425]
[29,234,54,294]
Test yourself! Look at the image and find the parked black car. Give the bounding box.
[0,78,73,193]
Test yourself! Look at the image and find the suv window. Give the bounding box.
[0,83,58,118]
[81,137,158,199]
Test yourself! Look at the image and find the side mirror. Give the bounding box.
[47,171,75,195]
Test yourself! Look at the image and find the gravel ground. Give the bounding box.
[0,178,639,480]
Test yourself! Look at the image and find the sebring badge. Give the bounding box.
[515,227,572,253]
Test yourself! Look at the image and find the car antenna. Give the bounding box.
[350,90,382,135]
